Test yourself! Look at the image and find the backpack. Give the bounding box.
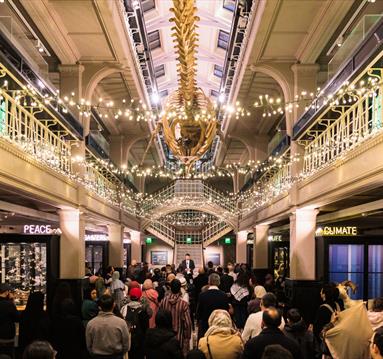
[124,306,144,349]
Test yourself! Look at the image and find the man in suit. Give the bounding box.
[181,253,195,274]
[242,307,302,359]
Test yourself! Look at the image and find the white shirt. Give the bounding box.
[186,260,190,268]
[242,310,285,342]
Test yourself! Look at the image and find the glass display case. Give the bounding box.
[0,242,47,309]
[0,234,59,311]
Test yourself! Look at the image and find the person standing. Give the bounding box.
[0,284,18,357]
[181,254,195,275]
[242,308,302,359]
[230,272,251,329]
[160,279,192,357]
[81,288,99,327]
[144,309,182,359]
[196,273,230,339]
[86,295,130,359]
[110,271,126,310]
[219,267,234,294]
[18,292,51,353]
[142,279,159,328]
[198,309,243,359]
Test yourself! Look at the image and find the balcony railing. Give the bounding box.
[303,80,383,175]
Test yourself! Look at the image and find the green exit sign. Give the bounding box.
[186,237,192,244]
[146,237,152,244]
[225,237,231,244]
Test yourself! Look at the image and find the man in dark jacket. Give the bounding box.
[0,283,19,357]
[219,267,234,294]
[196,273,229,339]
[283,308,313,359]
[144,309,182,359]
[242,307,302,359]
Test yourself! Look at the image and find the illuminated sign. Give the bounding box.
[316,226,358,236]
[85,234,108,241]
[225,237,231,244]
[146,237,153,244]
[268,235,282,242]
[186,237,192,244]
[23,224,60,235]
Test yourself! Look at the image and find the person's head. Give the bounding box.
[227,262,234,272]
[185,254,190,260]
[131,259,137,266]
[236,272,249,287]
[167,273,176,283]
[186,349,206,359]
[261,293,277,310]
[208,309,233,329]
[84,288,97,301]
[254,285,267,299]
[23,341,56,359]
[98,294,115,312]
[371,327,383,359]
[208,273,220,287]
[106,266,114,275]
[143,279,153,290]
[198,267,205,275]
[216,267,223,275]
[320,283,337,303]
[373,298,383,312]
[170,279,181,294]
[155,309,173,329]
[129,287,142,301]
[129,281,140,289]
[223,267,229,274]
[179,277,187,289]
[286,308,302,324]
[262,307,282,329]
[261,344,293,359]
[207,261,214,269]
[25,292,44,314]
[112,271,120,280]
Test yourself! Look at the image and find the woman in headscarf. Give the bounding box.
[198,309,243,359]
[110,271,125,310]
[230,272,251,329]
[142,279,159,328]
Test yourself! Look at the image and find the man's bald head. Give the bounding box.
[262,307,282,329]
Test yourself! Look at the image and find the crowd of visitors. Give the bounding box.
[0,255,383,359]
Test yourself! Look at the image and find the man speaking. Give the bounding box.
[181,253,195,274]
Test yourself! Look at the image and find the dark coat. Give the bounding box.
[0,297,18,340]
[219,274,234,293]
[197,289,229,337]
[144,328,182,359]
[242,327,302,359]
[193,273,208,300]
[283,320,314,359]
[18,311,51,350]
[181,259,195,271]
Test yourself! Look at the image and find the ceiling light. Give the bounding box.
[218,93,225,103]
[151,92,160,104]
[336,36,343,47]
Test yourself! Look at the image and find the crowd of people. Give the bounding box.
[0,254,383,359]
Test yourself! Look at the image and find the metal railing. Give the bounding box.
[0,89,74,174]
[202,221,230,242]
[141,179,236,215]
[303,82,383,175]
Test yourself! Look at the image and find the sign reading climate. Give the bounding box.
[316,226,358,236]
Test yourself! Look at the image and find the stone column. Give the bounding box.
[59,209,85,278]
[130,230,142,263]
[254,224,270,269]
[290,208,319,280]
[236,231,248,264]
[108,224,124,268]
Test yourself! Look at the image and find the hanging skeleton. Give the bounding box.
[141,0,218,172]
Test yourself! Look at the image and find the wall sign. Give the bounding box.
[23,224,60,235]
[316,226,358,237]
[85,234,108,241]
[151,251,168,265]
[268,235,282,242]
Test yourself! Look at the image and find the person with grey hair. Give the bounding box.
[196,273,230,339]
